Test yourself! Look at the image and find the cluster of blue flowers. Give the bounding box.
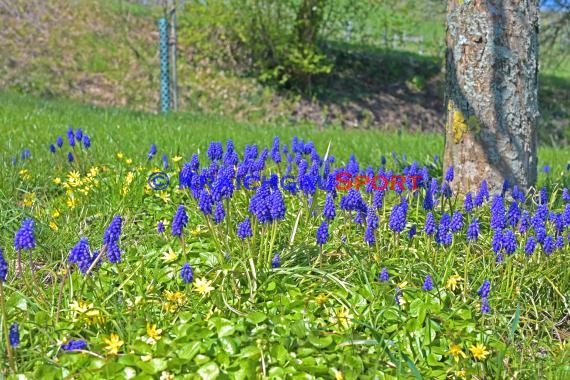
[104,216,123,263]
[167,137,570,267]
[68,238,97,274]
[14,219,36,251]
[49,127,91,162]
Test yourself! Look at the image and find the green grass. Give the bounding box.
[0,92,569,379]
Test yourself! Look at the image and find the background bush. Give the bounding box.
[178,0,367,91]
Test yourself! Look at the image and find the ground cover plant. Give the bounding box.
[0,93,569,379]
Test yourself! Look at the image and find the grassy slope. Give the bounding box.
[0,91,567,184]
[1,0,568,144]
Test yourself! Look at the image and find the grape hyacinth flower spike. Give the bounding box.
[14,218,36,276]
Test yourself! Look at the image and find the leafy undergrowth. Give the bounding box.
[0,94,570,379]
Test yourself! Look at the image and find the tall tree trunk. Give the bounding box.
[443,0,539,194]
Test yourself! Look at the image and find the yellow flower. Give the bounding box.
[125,172,135,185]
[87,166,99,178]
[68,171,82,186]
[49,221,59,231]
[104,333,124,355]
[53,177,62,185]
[315,293,329,306]
[117,152,124,159]
[331,306,352,329]
[454,369,467,379]
[194,278,215,296]
[190,227,203,237]
[160,371,174,380]
[164,290,186,304]
[145,323,163,344]
[67,194,76,209]
[172,155,183,162]
[52,209,61,218]
[448,343,467,362]
[157,191,171,203]
[333,369,344,380]
[22,192,36,207]
[162,248,178,263]
[126,158,133,165]
[163,290,187,312]
[19,169,31,180]
[69,300,105,325]
[469,342,490,361]
[446,275,462,291]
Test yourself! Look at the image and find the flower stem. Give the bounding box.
[0,283,16,372]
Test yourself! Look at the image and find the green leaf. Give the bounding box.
[238,345,260,359]
[509,305,521,342]
[308,334,333,348]
[219,337,238,355]
[198,362,220,379]
[136,358,167,375]
[218,324,235,338]
[8,292,28,311]
[401,353,423,380]
[247,311,267,324]
[177,341,201,360]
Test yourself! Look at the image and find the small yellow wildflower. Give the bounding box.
[315,293,329,306]
[53,177,62,185]
[69,300,105,325]
[156,191,171,203]
[331,306,352,329]
[162,248,178,263]
[52,209,61,218]
[104,333,124,355]
[87,166,99,178]
[190,227,203,237]
[469,342,490,361]
[333,369,344,380]
[126,158,133,165]
[22,192,36,207]
[117,152,124,159]
[164,290,186,304]
[163,290,187,312]
[454,369,467,379]
[19,169,31,180]
[448,343,467,362]
[79,186,91,196]
[172,155,183,162]
[67,171,82,187]
[446,275,462,292]
[145,323,163,344]
[49,221,59,231]
[67,194,77,209]
[194,277,215,296]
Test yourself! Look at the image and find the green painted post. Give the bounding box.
[158,17,170,113]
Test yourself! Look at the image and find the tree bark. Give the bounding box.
[443,0,539,194]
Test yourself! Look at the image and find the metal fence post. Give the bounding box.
[158,17,170,113]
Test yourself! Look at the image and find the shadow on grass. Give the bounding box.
[538,73,570,146]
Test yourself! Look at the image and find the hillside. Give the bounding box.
[0,0,568,144]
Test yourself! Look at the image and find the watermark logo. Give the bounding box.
[148,171,170,190]
[147,171,422,192]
